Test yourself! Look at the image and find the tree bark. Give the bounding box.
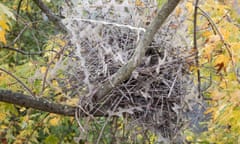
[0,89,76,116]
[0,89,105,117]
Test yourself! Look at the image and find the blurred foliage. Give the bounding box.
[0,0,80,143]
[184,0,240,143]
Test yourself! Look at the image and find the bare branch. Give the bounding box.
[0,46,57,55]
[193,0,201,98]
[93,0,181,101]
[0,89,75,116]
[0,89,105,117]
[0,68,34,96]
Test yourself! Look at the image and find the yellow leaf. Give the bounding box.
[211,89,225,101]
[231,43,240,62]
[49,116,60,126]
[214,54,229,73]
[203,44,215,61]
[202,31,212,37]
[135,0,145,7]
[175,7,182,17]
[186,135,193,142]
[66,97,79,106]
[220,28,230,40]
[219,80,227,88]
[230,90,240,105]
[0,112,6,121]
[0,18,9,31]
[0,30,7,44]
[208,35,220,43]
[41,66,47,73]
[0,3,15,45]
[0,125,7,129]
[186,2,193,14]
[19,107,26,112]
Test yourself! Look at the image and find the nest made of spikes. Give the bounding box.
[60,0,198,141]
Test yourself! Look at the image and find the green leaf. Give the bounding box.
[44,135,59,144]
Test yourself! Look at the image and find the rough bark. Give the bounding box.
[0,89,76,116]
[0,89,106,116]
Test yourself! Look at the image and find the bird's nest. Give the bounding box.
[58,0,199,142]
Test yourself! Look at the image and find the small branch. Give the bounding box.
[70,18,146,32]
[16,0,23,22]
[12,23,28,44]
[0,89,75,116]
[93,0,181,101]
[0,89,105,117]
[193,0,201,98]
[0,46,57,55]
[41,47,65,94]
[198,7,234,65]
[32,0,68,32]
[0,68,34,96]
[167,64,182,98]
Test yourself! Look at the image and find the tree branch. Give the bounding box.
[0,89,105,117]
[0,68,34,96]
[32,0,68,32]
[193,0,201,98]
[93,0,181,101]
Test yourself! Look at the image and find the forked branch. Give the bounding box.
[93,0,181,101]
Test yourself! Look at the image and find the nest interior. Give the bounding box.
[58,0,199,142]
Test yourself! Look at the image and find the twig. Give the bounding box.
[11,24,28,45]
[198,7,234,65]
[1,46,57,55]
[16,0,23,22]
[167,64,182,98]
[69,18,146,32]
[198,10,230,32]
[75,108,85,132]
[24,113,50,144]
[0,68,34,96]
[41,47,65,95]
[96,94,123,144]
[193,0,201,98]
[198,7,236,80]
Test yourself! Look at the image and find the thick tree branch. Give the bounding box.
[0,89,105,117]
[93,0,181,101]
[32,0,68,32]
[0,89,75,116]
